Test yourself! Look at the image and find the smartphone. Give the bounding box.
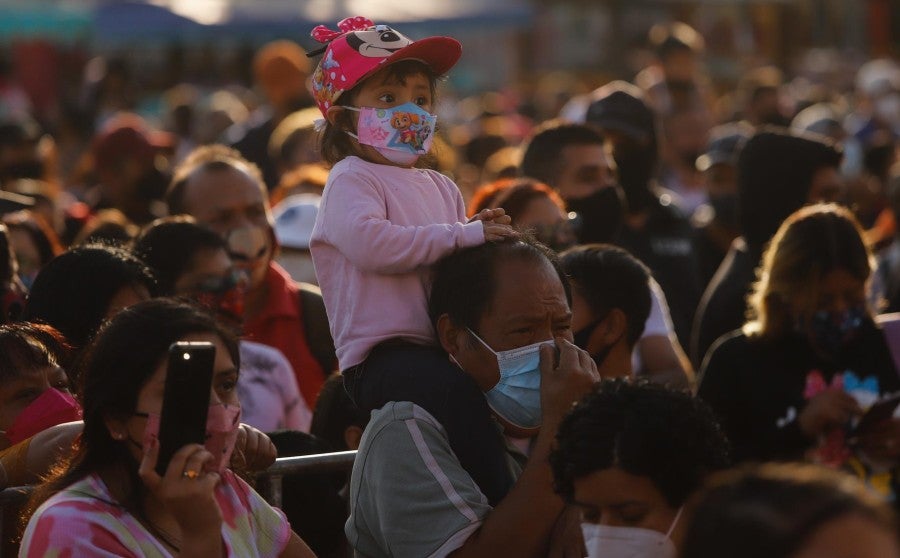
[155,341,216,476]
[853,393,900,436]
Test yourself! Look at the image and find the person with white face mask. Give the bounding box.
[550,379,730,558]
[345,238,600,558]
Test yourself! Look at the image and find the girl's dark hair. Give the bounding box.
[23,298,239,527]
[681,463,898,558]
[320,59,438,168]
[550,379,730,507]
[132,216,227,296]
[21,244,158,353]
[0,322,71,382]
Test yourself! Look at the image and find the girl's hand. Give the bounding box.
[469,207,512,226]
[483,223,518,242]
[798,390,862,438]
[139,440,223,538]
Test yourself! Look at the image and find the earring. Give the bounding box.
[112,432,125,441]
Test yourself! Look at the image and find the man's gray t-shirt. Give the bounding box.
[346,401,517,557]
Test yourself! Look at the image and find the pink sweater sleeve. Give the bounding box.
[321,172,485,274]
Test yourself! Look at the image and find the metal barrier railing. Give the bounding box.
[257,450,357,507]
[0,451,356,551]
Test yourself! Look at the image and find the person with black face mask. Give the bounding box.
[522,119,693,387]
[584,82,702,352]
[692,122,752,287]
[559,244,653,380]
[699,205,900,492]
[521,121,626,245]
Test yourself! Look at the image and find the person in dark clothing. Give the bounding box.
[692,122,753,287]
[584,81,701,349]
[699,205,900,485]
[691,128,843,366]
[230,41,314,191]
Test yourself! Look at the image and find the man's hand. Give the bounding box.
[540,338,600,428]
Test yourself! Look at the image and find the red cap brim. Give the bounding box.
[374,36,462,80]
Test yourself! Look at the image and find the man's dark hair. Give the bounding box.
[520,121,605,188]
[550,379,730,507]
[559,244,652,347]
[310,372,370,452]
[165,144,266,216]
[132,216,227,296]
[428,237,571,333]
[649,22,704,61]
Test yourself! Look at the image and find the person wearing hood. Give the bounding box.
[583,81,701,351]
[691,128,842,367]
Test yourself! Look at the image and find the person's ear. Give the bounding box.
[602,308,628,345]
[343,425,364,451]
[437,314,465,355]
[103,414,129,442]
[326,105,346,126]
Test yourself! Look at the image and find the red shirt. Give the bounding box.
[243,262,325,407]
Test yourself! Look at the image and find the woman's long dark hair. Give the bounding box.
[22,298,239,528]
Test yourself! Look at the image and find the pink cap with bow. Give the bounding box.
[309,17,461,117]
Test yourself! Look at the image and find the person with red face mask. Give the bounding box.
[0,323,82,488]
[19,299,314,557]
[132,216,311,433]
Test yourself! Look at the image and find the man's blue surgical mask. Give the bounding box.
[467,328,550,430]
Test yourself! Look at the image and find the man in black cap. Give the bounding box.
[585,81,701,350]
[692,122,753,287]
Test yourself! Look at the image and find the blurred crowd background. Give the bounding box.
[0,0,896,301]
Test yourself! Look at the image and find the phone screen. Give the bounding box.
[155,341,215,476]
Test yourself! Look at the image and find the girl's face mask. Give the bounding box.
[345,102,437,165]
[135,403,242,473]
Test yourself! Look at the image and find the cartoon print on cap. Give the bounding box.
[345,26,412,57]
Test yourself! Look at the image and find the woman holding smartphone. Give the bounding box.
[19,299,314,557]
[699,204,900,486]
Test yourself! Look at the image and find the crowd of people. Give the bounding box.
[0,12,899,558]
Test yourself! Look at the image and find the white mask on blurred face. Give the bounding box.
[581,507,682,558]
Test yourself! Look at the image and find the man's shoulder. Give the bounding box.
[363,401,447,443]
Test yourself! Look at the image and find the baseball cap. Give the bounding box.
[584,81,655,143]
[308,16,461,117]
[273,194,321,249]
[92,112,174,171]
[696,122,753,172]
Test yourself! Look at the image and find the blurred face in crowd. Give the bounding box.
[662,50,697,85]
[180,166,273,290]
[806,166,843,204]
[573,466,683,545]
[0,360,71,449]
[554,143,615,201]
[174,246,248,327]
[104,282,152,319]
[517,195,576,252]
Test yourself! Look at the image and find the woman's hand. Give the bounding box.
[855,418,900,462]
[798,390,862,438]
[139,439,223,551]
[231,424,277,472]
